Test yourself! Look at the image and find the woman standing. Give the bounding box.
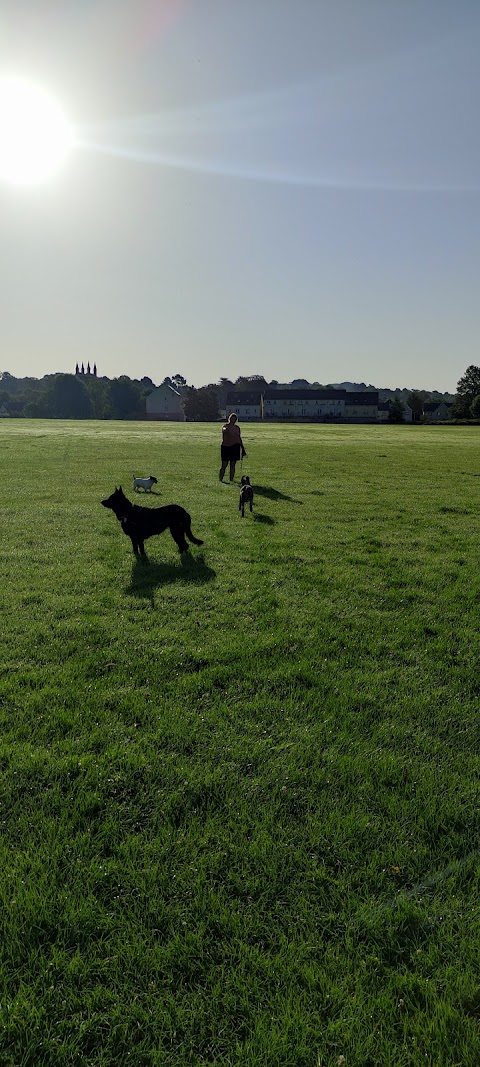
[219,413,245,482]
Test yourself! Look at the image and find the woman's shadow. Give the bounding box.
[126,552,216,604]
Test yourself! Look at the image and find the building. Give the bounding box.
[378,398,413,422]
[225,387,385,422]
[225,391,263,420]
[344,391,379,422]
[377,401,392,422]
[263,388,345,420]
[423,400,452,422]
[216,385,434,424]
[145,382,184,421]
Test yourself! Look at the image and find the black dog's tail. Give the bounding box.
[186,520,204,546]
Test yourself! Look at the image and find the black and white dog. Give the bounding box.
[239,476,254,518]
[133,474,158,493]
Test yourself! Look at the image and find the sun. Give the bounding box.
[0,77,73,186]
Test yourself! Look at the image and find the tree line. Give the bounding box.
[0,371,157,420]
[0,368,475,422]
[0,371,233,421]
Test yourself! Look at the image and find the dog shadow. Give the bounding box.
[253,484,302,504]
[253,512,276,525]
[126,552,216,601]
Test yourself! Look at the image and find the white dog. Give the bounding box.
[133,474,158,493]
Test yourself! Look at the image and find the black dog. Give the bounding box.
[101,486,203,557]
[239,475,254,518]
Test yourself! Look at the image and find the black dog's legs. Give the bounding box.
[170,526,189,554]
[130,537,147,558]
[249,500,253,512]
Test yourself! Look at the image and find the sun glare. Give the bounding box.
[0,77,73,186]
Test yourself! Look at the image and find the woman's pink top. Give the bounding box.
[222,422,241,446]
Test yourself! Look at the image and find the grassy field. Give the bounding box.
[1,419,479,1067]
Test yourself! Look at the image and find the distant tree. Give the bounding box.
[86,362,91,375]
[14,380,46,414]
[46,374,93,419]
[25,395,49,418]
[452,365,480,417]
[83,374,110,419]
[457,365,480,396]
[451,396,468,419]
[407,390,424,423]
[234,376,268,392]
[93,363,97,377]
[183,386,219,421]
[388,396,405,423]
[75,363,79,375]
[470,394,480,419]
[108,376,143,419]
[81,363,85,375]
[171,374,187,388]
[268,380,279,388]
[216,378,234,406]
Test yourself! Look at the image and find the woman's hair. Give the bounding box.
[228,413,237,422]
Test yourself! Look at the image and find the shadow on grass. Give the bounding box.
[253,512,276,525]
[253,484,302,503]
[126,552,216,600]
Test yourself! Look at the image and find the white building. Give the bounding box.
[225,391,263,420]
[145,382,184,421]
[263,389,345,420]
[344,392,379,422]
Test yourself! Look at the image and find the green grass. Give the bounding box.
[1,420,479,1066]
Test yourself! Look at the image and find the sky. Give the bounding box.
[0,0,479,393]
